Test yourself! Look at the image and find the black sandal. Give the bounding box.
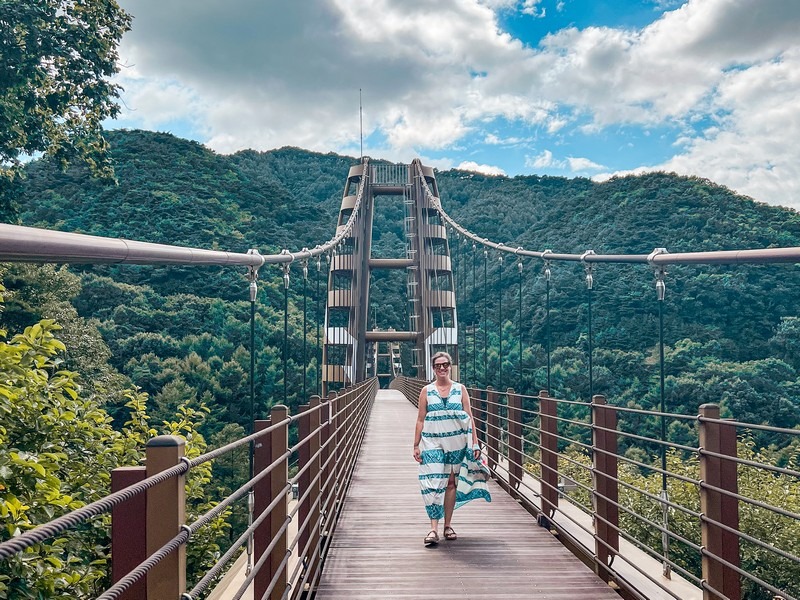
[423,530,439,546]
[443,526,457,541]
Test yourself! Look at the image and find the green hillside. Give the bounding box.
[5,129,800,440]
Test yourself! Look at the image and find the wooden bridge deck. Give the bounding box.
[315,389,621,599]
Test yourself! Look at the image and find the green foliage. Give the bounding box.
[0,0,131,219]
[0,318,135,597]
[0,302,231,597]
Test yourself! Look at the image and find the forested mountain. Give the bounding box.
[5,129,800,442]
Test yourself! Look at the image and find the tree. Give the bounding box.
[0,0,131,220]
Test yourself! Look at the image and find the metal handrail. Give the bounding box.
[394,376,800,600]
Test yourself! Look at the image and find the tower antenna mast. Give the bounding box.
[359,88,363,160]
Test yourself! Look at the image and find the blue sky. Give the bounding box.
[110,0,800,209]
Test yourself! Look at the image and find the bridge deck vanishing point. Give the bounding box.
[315,389,621,599]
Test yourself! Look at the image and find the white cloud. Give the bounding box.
[111,0,800,208]
[567,156,606,172]
[521,0,546,18]
[526,150,565,169]
[456,161,507,176]
[484,133,533,146]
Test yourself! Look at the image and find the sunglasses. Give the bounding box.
[433,362,451,370]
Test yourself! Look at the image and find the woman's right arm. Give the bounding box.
[413,388,427,463]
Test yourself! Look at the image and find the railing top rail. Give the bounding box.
[410,160,800,266]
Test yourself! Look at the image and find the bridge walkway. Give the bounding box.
[315,389,620,599]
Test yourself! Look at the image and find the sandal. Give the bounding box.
[443,526,457,541]
[423,530,439,546]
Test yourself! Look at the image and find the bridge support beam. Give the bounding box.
[699,404,741,600]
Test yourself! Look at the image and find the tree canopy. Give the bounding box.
[0,0,131,220]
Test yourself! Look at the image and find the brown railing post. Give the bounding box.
[254,417,271,600]
[268,405,289,600]
[298,399,311,569]
[486,386,499,470]
[539,391,559,519]
[111,466,147,600]
[507,388,523,491]
[592,394,619,581]
[470,387,486,442]
[307,395,322,586]
[333,388,346,520]
[699,404,741,600]
[145,435,186,599]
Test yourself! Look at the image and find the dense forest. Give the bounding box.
[7,129,800,435]
[3,129,800,597]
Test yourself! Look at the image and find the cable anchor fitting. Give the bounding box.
[581,250,596,290]
[246,249,261,303]
[300,248,309,280]
[542,249,552,282]
[648,248,669,301]
[280,249,292,289]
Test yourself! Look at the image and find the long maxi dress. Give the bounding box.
[418,381,491,520]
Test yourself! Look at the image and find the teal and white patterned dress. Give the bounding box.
[418,382,491,519]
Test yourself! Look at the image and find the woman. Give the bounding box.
[412,351,491,546]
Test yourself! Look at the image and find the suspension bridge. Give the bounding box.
[0,159,799,600]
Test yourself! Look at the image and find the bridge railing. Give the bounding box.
[390,376,800,600]
[0,378,378,599]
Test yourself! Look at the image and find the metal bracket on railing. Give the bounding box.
[581,250,596,290]
[516,247,524,272]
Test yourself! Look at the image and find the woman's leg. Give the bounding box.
[443,472,456,528]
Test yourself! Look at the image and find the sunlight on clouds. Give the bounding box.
[567,156,606,172]
[456,161,507,176]
[526,150,564,169]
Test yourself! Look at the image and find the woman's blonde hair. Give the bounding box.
[430,351,452,366]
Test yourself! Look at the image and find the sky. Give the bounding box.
[110,0,800,211]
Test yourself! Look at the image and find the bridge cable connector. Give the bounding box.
[581,250,596,290]
[300,249,309,280]
[516,247,524,272]
[246,249,261,303]
[648,248,669,301]
[542,249,552,281]
[280,249,292,289]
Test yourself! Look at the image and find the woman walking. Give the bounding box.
[412,351,491,546]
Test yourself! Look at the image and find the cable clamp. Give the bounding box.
[581,250,596,290]
[648,248,669,301]
[280,250,292,289]
[542,249,552,281]
[300,249,310,280]
[647,247,669,265]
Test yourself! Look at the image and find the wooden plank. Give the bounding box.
[315,390,619,599]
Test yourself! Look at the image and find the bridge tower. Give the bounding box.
[322,160,459,394]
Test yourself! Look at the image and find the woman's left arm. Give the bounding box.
[460,384,481,458]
